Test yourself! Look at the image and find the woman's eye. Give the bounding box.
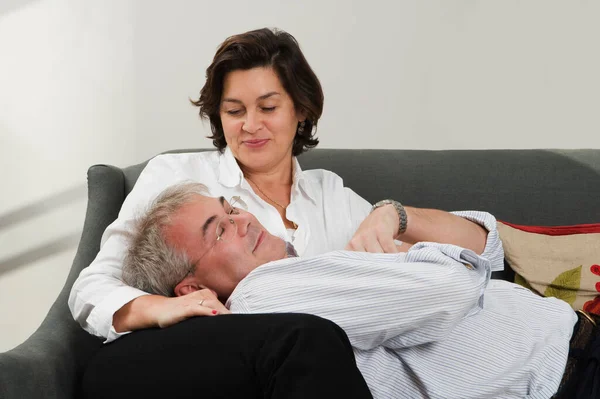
[262,107,276,112]
[226,109,242,116]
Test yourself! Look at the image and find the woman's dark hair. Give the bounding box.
[191,28,323,156]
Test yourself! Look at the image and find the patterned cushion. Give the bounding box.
[497,221,600,314]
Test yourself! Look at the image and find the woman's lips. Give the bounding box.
[244,139,269,149]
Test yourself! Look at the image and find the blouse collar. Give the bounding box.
[217,146,316,203]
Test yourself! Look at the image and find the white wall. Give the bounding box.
[1,0,599,352]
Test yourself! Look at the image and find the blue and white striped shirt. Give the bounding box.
[228,243,577,398]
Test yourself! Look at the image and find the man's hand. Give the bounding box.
[113,290,231,333]
[345,204,400,253]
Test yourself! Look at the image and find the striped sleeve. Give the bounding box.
[452,210,504,272]
[228,247,489,351]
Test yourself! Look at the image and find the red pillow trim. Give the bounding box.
[499,221,600,236]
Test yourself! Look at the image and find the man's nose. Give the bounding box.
[242,111,262,133]
[232,211,253,236]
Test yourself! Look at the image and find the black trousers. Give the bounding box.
[557,324,600,398]
[551,311,600,399]
[81,313,373,399]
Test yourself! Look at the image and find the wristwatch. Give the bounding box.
[371,199,407,236]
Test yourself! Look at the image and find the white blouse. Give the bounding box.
[68,147,503,342]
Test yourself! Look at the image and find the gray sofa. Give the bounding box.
[1,148,600,398]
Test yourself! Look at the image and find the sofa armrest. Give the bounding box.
[0,165,126,399]
[0,305,102,398]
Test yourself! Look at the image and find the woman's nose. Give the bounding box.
[242,111,262,133]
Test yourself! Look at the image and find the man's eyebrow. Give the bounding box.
[201,197,227,239]
[201,215,217,241]
[221,92,281,104]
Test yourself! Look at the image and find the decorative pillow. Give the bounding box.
[497,221,600,315]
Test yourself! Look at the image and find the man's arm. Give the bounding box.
[228,245,491,351]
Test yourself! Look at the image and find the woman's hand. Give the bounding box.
[113,289,231,333]
[345,204,400,253]
[155,289,231,329]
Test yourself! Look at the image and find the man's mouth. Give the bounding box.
[253,231,265,253]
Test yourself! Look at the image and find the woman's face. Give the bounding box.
[220,66,304,173]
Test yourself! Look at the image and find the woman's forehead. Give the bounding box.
[222,67,285,98]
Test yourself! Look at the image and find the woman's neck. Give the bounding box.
[241,156,297,229]
[240,158,294,188]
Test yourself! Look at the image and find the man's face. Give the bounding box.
[163,194,287,299]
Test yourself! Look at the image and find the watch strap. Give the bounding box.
[371,199,407,236]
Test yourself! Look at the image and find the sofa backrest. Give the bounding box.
[123,148,600,225]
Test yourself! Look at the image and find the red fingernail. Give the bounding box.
[212,310,218,315]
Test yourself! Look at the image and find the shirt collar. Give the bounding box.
[218,147,244,188]
[292,157,317,204]
[217,146,317,204]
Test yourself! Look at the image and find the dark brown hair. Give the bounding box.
[191,28,323,156]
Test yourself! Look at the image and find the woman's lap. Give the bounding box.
[81,313,372,399]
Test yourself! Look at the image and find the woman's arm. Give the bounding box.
[113,290,228,333]
[346,204,488,254]
[400,206,488,253]
[68,154,226,342]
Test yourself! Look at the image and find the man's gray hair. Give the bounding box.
[122,182,210,297]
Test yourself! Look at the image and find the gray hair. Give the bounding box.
[122,182,210,297]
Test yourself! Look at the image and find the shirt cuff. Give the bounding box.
[407,242,491,317]
[451,210,505,272]
[86,285,150,342]
[105,325,132,344]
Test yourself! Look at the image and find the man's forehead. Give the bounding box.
[171,195,222,221]
[165,195,224,244]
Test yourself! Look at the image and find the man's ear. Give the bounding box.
[174,275,202,297]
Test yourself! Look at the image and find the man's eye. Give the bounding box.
[216,226,225,239]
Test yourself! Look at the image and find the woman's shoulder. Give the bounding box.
[301,168,345,187]
[150,150,218,164]
[146,150,220,175]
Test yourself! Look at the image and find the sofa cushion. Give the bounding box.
[498,221,600,314]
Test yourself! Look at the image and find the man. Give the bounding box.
[123,183,597,399]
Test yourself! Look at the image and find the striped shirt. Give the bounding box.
[227,244,577,399]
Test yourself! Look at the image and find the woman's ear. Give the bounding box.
[174,274,202,297]
[296,109,307,123]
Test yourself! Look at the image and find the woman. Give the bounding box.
[71,28,502,398]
